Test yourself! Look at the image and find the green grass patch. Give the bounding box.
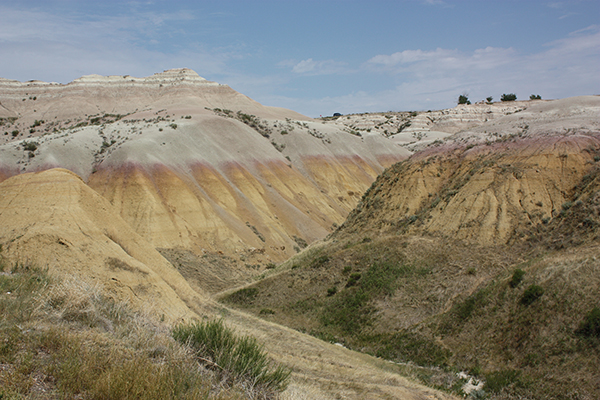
[484,369,522,393]
[172,319,290,392]
[0,264,258,399]
[363,331,451,367]
[576,307,600,339]
[520,284,544,306]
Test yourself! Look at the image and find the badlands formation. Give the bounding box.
[223,95,600,398]
[0,68,408,268]
[1,68,599,398]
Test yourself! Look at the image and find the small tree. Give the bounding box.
[501,93,517,102]
[530,94,541,100]
[458,94,471,105]
[486,96,493,103]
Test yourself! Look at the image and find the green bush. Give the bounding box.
[509,268,525,288]
[321,288,373,333]
[455,289,488,320]
[521,284,544,305]
[458,94,471,105]
[501,93,517,102]
[529,94,541,100]
[486,96,493,103]
[576,307,600,338]
[172,319,290,391]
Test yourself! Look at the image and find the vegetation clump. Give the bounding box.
[226,287,259,304]
[172,319,290,393]
[458,94,471,105]
[576,307,600,338]
[520,284,544,305]
[509,268,525,288]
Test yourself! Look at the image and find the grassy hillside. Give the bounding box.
[221,140,600,399]
[0,261,290,399]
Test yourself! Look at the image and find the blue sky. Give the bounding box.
[1,1,598,117]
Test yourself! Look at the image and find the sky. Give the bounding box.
[0,0,598,117]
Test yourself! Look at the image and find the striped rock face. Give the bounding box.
[0,69,409,265]
[337,96,600,246]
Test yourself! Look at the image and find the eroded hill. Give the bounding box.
[0,69,408,269]
[222,96,600,399]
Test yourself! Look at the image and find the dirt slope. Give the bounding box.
[0,168,202,321]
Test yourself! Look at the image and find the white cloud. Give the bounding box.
[0,5,233,83]
[284,58,348,76]
[283,26,600,116]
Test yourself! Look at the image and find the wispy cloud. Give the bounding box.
[284,25,600,116]
[0,5,234,83]
[279,58,348,76]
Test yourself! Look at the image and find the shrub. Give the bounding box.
[501,93,517,102]
[170,123,177,129]
[458,94,471,105]
[576,307,600,338]
[346,273,362,287]
[486,96,493,103]
[327,286,338,296]
[455,289,488,320]
[172,319,290,391]
[22,141,38,151]
[529,94,541,100]
[521,284,544,305]
[312,255,329,268]
[509,268,525,288]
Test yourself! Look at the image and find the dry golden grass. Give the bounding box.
[0,265,263,400]
[0,262,457,400]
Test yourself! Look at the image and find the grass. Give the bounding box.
[0,264,288,399]
[173,319,291,392]
[226,287,260,305]
[222,231,600,398]
[520,284,544,306]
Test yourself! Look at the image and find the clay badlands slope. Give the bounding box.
[0,69,458,399]
[0,68,408,267]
